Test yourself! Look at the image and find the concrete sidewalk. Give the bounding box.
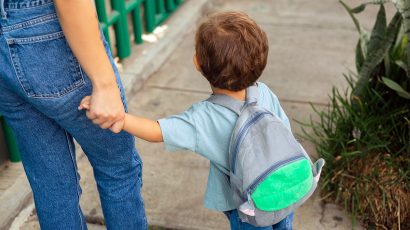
[125,0,361,228]
[14,0,385,229]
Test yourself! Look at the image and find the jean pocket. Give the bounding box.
[6,31,85,98]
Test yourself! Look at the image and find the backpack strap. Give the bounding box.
[206,94,244,115]
[245,84,259,105]
[206,84,259,115]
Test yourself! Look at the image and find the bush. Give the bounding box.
[300,1,410,229]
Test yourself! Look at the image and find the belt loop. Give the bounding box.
[0,0,7,20]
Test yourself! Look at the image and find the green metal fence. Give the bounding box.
[0,116,21,163]
[0,1,185,164]
[95,0,184,59]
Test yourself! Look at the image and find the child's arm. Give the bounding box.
[79,96,163,142]
[123,114,163,142]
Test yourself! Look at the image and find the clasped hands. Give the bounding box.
[78,84,125,133]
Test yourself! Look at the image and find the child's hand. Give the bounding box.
[78,96,125,133]
[78,96,91,110]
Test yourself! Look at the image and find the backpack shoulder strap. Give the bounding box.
[206,84,259,115]
[246,84,259,105]
[206,94,244,115]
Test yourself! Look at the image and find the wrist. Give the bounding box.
[89,69,118,90]
[91,78,118,91]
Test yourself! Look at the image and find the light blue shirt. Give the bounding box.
[158,82,291,211]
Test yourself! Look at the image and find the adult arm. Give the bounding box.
[54,0,125,133]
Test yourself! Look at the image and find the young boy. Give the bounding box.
[80,11,294,230]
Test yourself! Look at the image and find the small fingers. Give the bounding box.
[100,120,115,129]
[110,120,124,133]
[78,96,91,110]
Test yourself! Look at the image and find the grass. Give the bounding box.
[298,75,410,229]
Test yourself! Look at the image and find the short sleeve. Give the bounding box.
[157,106,197,152]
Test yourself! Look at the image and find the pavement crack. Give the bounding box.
[319,201,327,228]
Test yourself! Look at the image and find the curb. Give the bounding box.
[0,170,32,230]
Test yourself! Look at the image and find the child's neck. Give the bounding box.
[212,87,246,101]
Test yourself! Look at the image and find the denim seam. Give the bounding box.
[6,30,64,44]
[28,79,86,99]
[6,41,31,96]
[6,1,53,11]
[134,154,143,186]
[2,13,57,32]
[65,131,84,230]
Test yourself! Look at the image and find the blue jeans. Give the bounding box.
[0,1,147,229]
[225,210,294,230]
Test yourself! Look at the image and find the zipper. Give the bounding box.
[231,111,271,173]
[246,155,305,195]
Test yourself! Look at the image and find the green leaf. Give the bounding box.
[366,4,387,58]
[350,1,390,14]
[355,40,365,72]
[351,4,366,14]
[391,0,410,77]
[353,11,402,102]
[382,77,410,99]
[340,0,370,58]
[385,50,391,75]
[394,60,408,74]
[340,1,362,32]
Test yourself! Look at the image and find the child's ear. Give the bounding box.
[193,53,201,72]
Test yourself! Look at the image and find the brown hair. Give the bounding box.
[195,11,269,91]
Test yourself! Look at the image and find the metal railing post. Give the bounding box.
[0,117,21,163]
[111,0,131,59]
[144,0,156,33]
[94,0,111,45]
[166,0,176,12]
[126,0,144,44]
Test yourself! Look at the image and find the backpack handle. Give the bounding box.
[206,84,259,115]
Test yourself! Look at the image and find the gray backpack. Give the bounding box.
[207,84,325,227]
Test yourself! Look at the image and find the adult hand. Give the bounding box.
[79,84,125,133]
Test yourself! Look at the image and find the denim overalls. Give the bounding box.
[0,1,147,229]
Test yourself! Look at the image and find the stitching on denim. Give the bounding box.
[2,13,57,32]
[65,131,84,230]
[6,43,33,96]
[6,1,53,10]
[7,30,64,44]
[28,79,85,99]
[6,34,86,99]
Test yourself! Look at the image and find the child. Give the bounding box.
[80,11,294,230]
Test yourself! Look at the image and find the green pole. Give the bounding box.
[94,0,111,45]
[111,0,131,59]
[1,118,21,163]
[156,0,166,14]
[144,0,156,33]
[127,0,143,44]
[165,0,176,12]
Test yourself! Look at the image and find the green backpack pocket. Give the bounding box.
[250,158,313,211]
